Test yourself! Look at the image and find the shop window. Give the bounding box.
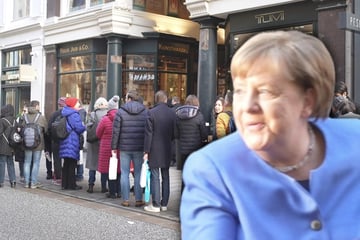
[59,72,91,104]
[124,54,155,107]
[70,0,85,11]
[59,55,92,72]
[90,0,114,6]
[13,0,30,19]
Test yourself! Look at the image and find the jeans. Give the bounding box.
[24,150,42,185]
[88,169,96,185]
[18,161,24,178]
[120,151,143,201]
[76,164,84,180]
[101,173,108,190]
[0,154,16,184]
[150,168,170,207]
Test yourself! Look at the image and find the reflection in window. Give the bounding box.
[91,0,114,6]
[95,72,107,100]
[59,55,92,72]
[3,48,31,68]
[70,0,85,11]
[13,0,30,19]
[59,72,91,104]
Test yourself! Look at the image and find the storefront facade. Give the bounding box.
[186,0,360,124]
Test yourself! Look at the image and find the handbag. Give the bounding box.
[140,161,148,188]
[109,152,118,180]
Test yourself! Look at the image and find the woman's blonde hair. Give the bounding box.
[230,30,335,119]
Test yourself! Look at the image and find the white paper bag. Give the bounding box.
[109,152,118,180]
[140,161,148,188]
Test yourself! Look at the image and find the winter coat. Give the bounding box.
[111,100,148,152]
[85,108,108,170]
[46,109,62,152]
[144,102,176,168]
[20,107,48,151]
[96,109,120,174]
[216,105,232,139]
[175,105,208,155]
[0,104,17,156]
[59,106,85,160]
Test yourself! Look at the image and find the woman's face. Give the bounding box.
[214,100,224,114]
[232,65,313,153]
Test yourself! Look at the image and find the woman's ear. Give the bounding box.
[301,88,315,118]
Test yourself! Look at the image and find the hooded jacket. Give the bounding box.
[111,100,148,152]
[59,106,85,160]
[0,104,16,155]
[175,105,208,155]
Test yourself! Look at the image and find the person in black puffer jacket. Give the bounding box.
[175,95,208,192]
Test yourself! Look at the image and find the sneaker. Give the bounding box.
[46,173,53,180]
[144,205,160,213]
[52,179,62,186]
[160,206,168,212]
[10,182,16,188]
[19,177,25,183]
[135,201,145,207]
[121,201,130,207]
[31,182,42,189]
[24,183,29,188]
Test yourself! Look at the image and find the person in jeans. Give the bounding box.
[21,100,48,189]
[143,90,176,212]
[111,90,148,207]
[0,104,17,188]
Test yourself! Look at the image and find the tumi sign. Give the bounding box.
[339,11,360,33]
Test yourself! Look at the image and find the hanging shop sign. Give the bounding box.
[339,11,360,33]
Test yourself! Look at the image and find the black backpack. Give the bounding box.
[226,111,237,134]
[86,114,99,143]
[51,115,69,142]
[2,118,23,149]
[22,113,41,149]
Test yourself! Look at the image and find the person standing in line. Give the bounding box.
[97,95,121,198]
[111,90,148,207]
[215,90,233,139]
[59,97,85,190]
[76,100,87,182]
[0,104,18,188]
[175,94,208,190]
[170,96,181,167]
[210,96,224,141]
[143,90,176,212]
[180,30,360,239]
[22,100,48,189]
[85,97,108,193]
[45,97,66,185]
[14,103,29,183]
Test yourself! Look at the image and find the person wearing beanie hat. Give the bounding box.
[65,97,79,109]
[85,97,109,193]
[59,97,85,190]
[108,95,120,110]
[46,97,67,182]
[57,97,67,108]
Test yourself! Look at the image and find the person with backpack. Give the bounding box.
[59,97,85,190]
[0,104,18,188]
[85,97,109,193]
[215,90,235,139]
[21,100,48,189]
[45,97,67,185]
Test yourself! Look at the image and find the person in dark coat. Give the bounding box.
[175,94,208,191]
[143,90,176,212]
[0,104,17,188]
[111,90,148,207]
[45,97,66,184]
[59,97,86,190]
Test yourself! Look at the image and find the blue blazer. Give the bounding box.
[180,118,360,239]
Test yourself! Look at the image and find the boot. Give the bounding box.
[87,184,94,193]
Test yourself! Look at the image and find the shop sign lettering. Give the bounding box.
[59,43,90,54]
[339,12,360,33]
[255,11,285,24]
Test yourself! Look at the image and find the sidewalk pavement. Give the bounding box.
[14,154,182,223]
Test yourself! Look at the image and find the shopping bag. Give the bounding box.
[109,152,118,180]
[140,161,148,188]
[144,167,151,203]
